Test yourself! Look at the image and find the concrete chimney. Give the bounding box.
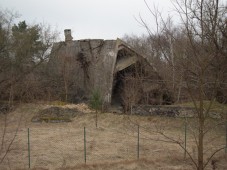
[64,29,73,42]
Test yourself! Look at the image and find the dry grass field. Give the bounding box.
[0,103,226,170]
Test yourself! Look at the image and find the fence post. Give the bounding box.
[137,125,140,159]
[225,119,227,153]
[28,128,31,168]
[184,119,187,159]
[84,127,86,164]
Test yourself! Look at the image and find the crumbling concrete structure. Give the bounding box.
[49,30,172,106]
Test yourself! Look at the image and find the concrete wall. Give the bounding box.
[49,39,119,103]
[49,35,170,105]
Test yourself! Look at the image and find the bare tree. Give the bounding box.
[0,8,59,104]
[0,8,58,166]
[0,108,22,166]
[135,0,227,169]
[121,74,142,113]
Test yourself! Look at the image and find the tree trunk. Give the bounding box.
[64,79,68,102]
[198,84,205,170]
[95,110,98,128]
[8,83,14,107]
[176,74,183,103]
[198,119,204,170]
[63,58,68,102]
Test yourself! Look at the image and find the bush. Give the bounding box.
[90,90,102,112]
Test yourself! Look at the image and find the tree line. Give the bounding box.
[0,0,227,169]
[123,0,227,169]
[0,9,61,105]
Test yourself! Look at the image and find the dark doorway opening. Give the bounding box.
[111,65,137,106]
[111,71,124,106]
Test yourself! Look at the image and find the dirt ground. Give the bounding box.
[0,103,226,170]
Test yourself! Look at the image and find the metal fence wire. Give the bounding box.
[29,126,141,169]
[0,117,225,169]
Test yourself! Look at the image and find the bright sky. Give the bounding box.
[0,0,174,40]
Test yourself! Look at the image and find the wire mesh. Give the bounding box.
[0,115,225,169]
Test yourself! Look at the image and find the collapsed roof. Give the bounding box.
[49,29,172,106]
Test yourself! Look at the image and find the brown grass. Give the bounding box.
[0,103,226,170]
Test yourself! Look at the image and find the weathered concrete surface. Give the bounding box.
[50,39,119,103]
[131,105,222,118]
[115,55,138,72]
[49,31,171,105]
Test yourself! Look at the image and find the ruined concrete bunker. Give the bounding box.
[49,30,172,106]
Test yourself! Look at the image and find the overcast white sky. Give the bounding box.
[1,0,174,40]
